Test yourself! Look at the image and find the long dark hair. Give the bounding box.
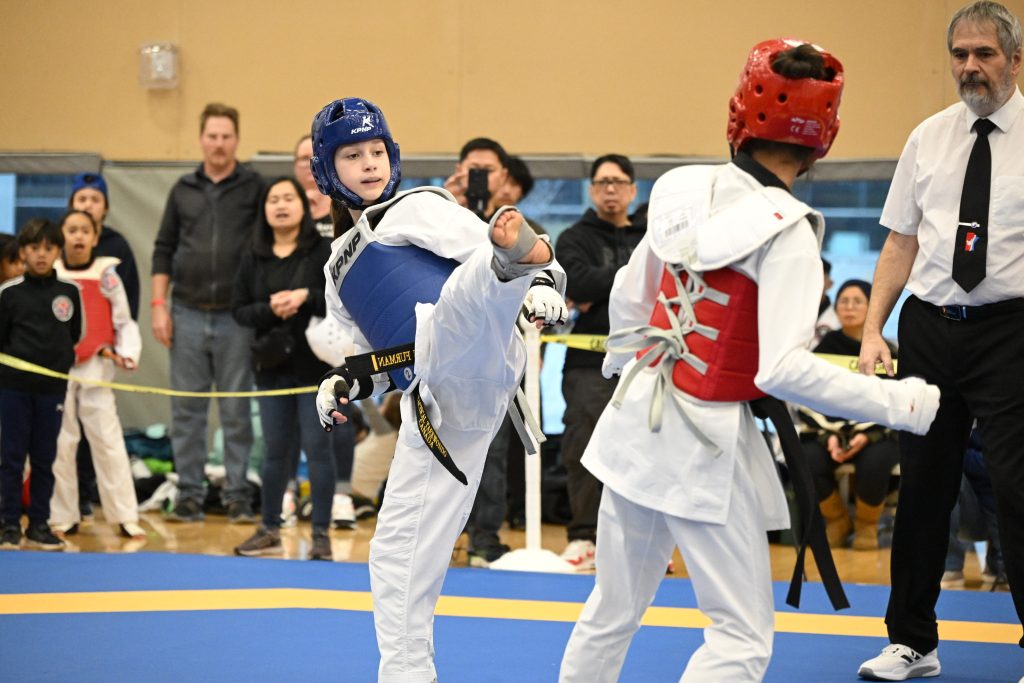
[251,176,321,258]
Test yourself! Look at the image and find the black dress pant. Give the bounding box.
[887,295,1024,652]
[560,368,617,542]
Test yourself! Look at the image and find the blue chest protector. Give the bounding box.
[338,241,458,390]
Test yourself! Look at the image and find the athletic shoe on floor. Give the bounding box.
[227,500,257,524]
[981,570,1008,591]
[25,524,65,551]
[165,497,205,522]
[560,539,596,571]
[331,493,356,530]
[79,500,94,522]
[234,527,283,557]
[281,490,298,528]
[350,493,378,520]
[310,531,333,561]
[0,525,21,549]
[858,644,940,680]
[468,543,511,568]
[939,570,964,589]
[120,522,146,539]
[52,522,79,536]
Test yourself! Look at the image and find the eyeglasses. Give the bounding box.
[591,178,633,189]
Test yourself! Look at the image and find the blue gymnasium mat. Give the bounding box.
[1,552,1020,682]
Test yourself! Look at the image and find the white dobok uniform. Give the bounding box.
[559,162,938,683]
[323,187,565,683]
[50,257,142,527]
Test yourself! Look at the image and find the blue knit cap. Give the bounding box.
[71,172,107,198]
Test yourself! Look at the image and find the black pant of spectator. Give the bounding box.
[0,390,64,527]
[804,437,899,506]
[466,414,521,551]
[887,295,1024,652]
[560,368,617,543]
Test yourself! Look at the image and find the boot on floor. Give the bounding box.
[852,498,885,551]
[819,489,852,548]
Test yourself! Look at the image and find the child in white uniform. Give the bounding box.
[308,97,567,683]
[51,210,143,539]
[559,40,941,683]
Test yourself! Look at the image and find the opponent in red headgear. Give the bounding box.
[727,38,844,168]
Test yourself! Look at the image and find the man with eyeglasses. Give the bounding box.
[554,154,647,570]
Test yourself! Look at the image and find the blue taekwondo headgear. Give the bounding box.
[310,97,402,208]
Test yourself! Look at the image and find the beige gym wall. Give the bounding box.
[3,0,1021,162]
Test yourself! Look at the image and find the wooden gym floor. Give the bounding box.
[53,508,998,592]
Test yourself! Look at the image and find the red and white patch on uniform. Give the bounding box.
[100,267,119,294]
[773,212,784,220]
[52,294,74,322]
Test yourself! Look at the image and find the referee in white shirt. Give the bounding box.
[856,2,1024,680]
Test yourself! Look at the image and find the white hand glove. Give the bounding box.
[895,376,941,435]
[316,374,352,432]
[601,353,626,380]
[523,285,569,326]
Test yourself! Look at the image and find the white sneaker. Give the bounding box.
[281,490,298,528]
[331,493,356,530]
[559,539,596,571]
[857,644,940,680]
[119,522,146,539]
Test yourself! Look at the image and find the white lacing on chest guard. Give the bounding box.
[606,262,729,451]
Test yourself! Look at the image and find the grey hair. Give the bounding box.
[948,1,1023,57]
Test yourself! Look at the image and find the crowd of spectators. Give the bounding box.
[0,100,1004,591]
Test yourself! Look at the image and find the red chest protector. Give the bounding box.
[642,265,765,402]
[75,278,115,364]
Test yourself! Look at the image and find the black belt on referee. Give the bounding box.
[751,396,850,612]
[920,296,1024,321]
[346,344,468,486]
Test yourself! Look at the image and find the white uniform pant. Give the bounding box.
[560,450,774,683]
[50,356,139,526]
[369,247,539,683]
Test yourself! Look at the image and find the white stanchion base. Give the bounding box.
[488,548,578,573]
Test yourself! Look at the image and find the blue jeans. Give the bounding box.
[282,402,354,490]
[256,373,336,531]
[0,390,64,526]
[170,304,253,505]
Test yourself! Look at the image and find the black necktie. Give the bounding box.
[953,118,997,292]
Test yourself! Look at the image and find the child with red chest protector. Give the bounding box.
[558,40,941,683]
[50,210,144,540]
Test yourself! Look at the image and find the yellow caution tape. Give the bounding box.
[539,333,607,353]
[539,335,897,374]
[0,353,315,397]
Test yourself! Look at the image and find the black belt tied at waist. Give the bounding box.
[347,343,469,486]
[920,296,1024,321]
[751,396,850,612]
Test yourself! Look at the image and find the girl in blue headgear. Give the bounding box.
[308,97,568,681]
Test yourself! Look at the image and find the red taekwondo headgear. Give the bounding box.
[727,38,845,165]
